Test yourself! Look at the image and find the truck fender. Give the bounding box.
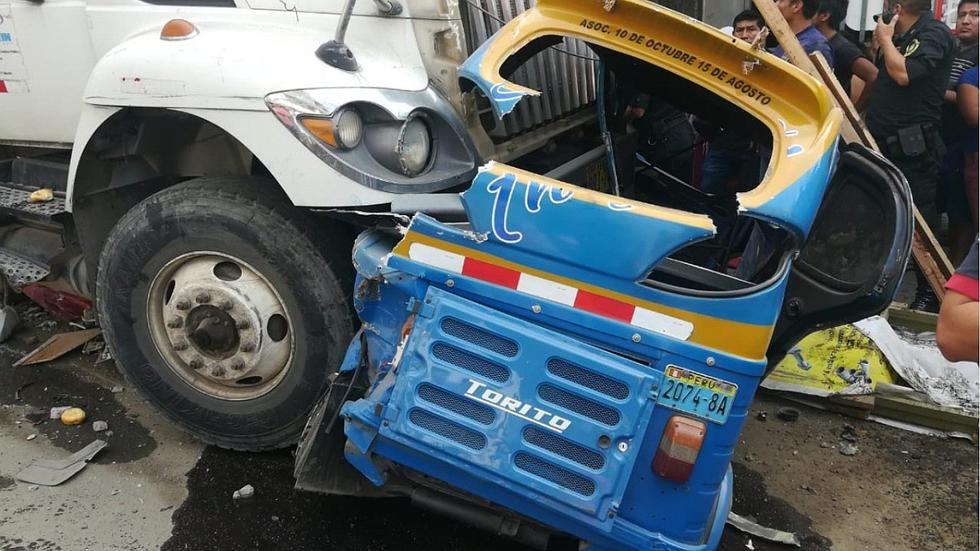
[66,104,396,211]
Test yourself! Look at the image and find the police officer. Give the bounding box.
[867,0,956,311]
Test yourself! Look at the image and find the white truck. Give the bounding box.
[0,0,603,449]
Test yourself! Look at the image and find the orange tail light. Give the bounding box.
[652,415,706,483]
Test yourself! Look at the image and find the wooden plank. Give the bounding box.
[13,329,102,367]
[752,0,863,143]
[753,0,952,300]
[808,52,878,149]
[874,394,979,438]
[777,393,873,420]
[887,302,939,332]
[752,0,819,75]
[828,394,876,411]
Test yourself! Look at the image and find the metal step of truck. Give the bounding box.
[0,183,68,226]
[0,247,50,290]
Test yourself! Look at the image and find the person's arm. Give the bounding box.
[958,81,979,126]
[937,290,980,362]
[851,57,878,112]
[945,89,957,103]
[874,16,909,86]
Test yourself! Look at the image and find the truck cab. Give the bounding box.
[0,0,600,449]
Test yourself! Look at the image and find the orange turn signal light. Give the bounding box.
[161,19,199,41]
[300,117,339,148]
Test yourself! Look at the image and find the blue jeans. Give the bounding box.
[700,146,760,196]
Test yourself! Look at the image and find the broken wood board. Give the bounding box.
[14,328,102,367]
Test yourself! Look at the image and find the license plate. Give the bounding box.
[656,365,738,425]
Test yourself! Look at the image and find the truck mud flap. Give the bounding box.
[293,346,378,496]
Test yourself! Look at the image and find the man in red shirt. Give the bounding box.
[937,240,979,362]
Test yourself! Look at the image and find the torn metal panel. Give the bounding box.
[726,512,801,547]
[15,440,107,486]
[458,34,542,118]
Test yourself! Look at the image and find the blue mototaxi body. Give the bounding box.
[335,151,830,549]
[331,0,846,547]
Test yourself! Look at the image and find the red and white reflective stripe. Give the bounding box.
[0,80,29,94]
[408,242,694,340]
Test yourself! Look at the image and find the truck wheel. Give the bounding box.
[96,177,355,450]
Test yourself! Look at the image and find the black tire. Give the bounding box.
[96,177,355,450]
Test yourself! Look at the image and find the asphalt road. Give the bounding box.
[0,307,976,551]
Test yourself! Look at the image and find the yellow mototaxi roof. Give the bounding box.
[457,0,843,240]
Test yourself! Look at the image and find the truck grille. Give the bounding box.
[461,0,598,140]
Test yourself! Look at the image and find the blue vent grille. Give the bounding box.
[547,358,630,400]
[432,343,510,383]
[514,452,596,496]
[441,317,519,357]
[522,426,605,470]
[409,409,487,450]
[418,384,496,425]
[539,384,621,426]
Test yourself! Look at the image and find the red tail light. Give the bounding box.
[652,415,706,483]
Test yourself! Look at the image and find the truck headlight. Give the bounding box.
[265,87,479,194]
[362,113,433,177]
[300,107,363,150]
[397,116,431,176]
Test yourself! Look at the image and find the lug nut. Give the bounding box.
[241,342,256,353]
[167,317,183,329]
[189,358,204,369]
[174,340,189,351]
[212,366,226,377]
[219,299,234,311]
[175,298,192,310]
[235,319,250,330]
[195,292,211,304]
[230,358,246,371]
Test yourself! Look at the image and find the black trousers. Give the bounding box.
[877,142,943,295]
[878,141,943,233]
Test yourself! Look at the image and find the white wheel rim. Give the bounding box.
[146,252,295,400]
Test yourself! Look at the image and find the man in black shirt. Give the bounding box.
[813,0,879,111]
[866,0,956,311]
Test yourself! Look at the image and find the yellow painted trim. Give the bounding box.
[473,0,842,220]
[393,232,774,361]
[480,162,716,232]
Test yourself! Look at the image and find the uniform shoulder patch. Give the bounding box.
[904,39,920,57]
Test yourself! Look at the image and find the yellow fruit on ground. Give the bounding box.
[60,407,86,425]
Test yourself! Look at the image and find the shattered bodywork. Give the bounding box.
[293,2,909,551]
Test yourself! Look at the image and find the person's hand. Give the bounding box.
[875,14,897,46]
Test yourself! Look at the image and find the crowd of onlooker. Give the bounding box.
[762,0,977,361]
